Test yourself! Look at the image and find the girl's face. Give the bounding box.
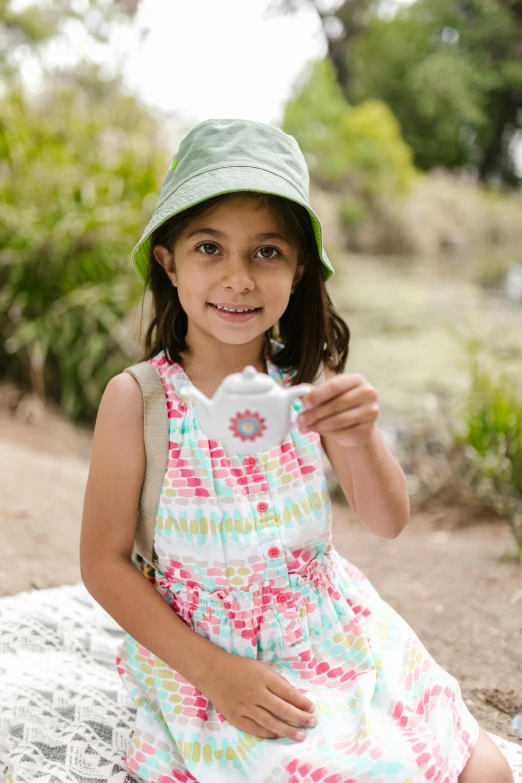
[154,194,304,350]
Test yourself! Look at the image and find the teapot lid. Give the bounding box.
[222,365,274,394]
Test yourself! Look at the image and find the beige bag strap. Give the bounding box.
[126,359,325,572]
[124,361,169,571]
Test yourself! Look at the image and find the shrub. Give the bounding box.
[0,63,168,420]
[283,59,416,209]
[400,333,522,561]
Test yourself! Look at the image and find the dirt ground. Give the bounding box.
[0,395,520,746]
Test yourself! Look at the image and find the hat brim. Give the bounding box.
[131,166,335,283]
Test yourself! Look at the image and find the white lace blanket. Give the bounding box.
[1,583,521,782]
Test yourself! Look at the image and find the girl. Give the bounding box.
[80,118,513,783]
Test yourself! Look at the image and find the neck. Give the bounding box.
[179,331,270,393]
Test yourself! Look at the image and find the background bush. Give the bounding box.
[282,59,416,205]
[0,62,168,421]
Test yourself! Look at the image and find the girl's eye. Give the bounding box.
[256,246,280,260]
[197,242,220,256]
[195,243,280,259]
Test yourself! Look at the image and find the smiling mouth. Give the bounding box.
[209,304,262,313]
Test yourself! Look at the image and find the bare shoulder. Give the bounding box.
[317,363,340,449]
[98,371,143,428]
[318,364,358,513]
[90,370,145,484]
[323,364,338,381]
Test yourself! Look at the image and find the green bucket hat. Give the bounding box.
[131,118,335,283]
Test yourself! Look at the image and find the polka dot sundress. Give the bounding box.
[115,339,479,783]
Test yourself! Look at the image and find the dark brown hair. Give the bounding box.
[140,192,350,385]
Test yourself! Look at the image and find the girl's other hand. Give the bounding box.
[200,654,316,741]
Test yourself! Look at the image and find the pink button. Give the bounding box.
[244,456,256,468]
[268,547,280,559]
[276,593,288,604]
[257,501,268,513]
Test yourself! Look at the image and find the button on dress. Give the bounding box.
[116,340,479,783]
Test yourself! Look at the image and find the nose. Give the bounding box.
[221,256,255,293]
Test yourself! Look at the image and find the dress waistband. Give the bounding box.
[155,547,337,612]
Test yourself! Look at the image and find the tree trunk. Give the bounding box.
[316,0,375,102]
[324,28,351,100]
[478,89,519,183]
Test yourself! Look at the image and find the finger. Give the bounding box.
[263,692,317,729]
[268,676,315,713]
[301,388,376,428]
[251,705,307,742]
[302,373,363,410]
[312,409,377,435]
[237,716,279,739]
[309,402,378,432]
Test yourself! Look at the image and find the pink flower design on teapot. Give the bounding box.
[229,410,267,442]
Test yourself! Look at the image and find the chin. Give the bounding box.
[213,330,265,346]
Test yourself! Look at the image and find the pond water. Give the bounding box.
[328,250,522,432]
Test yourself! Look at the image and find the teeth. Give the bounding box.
[214,305,257,313]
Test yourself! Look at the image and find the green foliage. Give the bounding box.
[402,326,522,556]
[456,343,522,501]
[283,58,416,211]
[350,0,522,182]
[439,331,522,557]
[338,198,368,228]
[0,62,167,421]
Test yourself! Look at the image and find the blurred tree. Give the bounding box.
[352,0,522,184]
[283,58,416,226]
[267,0,376,101]
[1,0,141,80]
[269,0,522,186]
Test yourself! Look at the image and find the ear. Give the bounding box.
[153,245,177,286]
[291,263,305,294]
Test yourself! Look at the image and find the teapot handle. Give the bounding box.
[286,383,313,401]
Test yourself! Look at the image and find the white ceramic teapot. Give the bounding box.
[179,366,312,454]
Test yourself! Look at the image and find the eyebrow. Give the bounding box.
[186,227,291,244]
